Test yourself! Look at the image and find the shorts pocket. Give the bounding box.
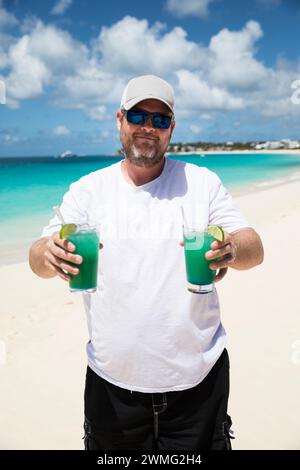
[222,414,234,450]
[83,417,126,450]
[83,418,97,450]
[210,414,235,450]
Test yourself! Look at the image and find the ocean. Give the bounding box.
[1,152,300,264]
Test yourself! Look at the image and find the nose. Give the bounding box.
[140,115,155,131]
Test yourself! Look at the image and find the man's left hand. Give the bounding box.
[179,231,237,283]
[204,231,237,282]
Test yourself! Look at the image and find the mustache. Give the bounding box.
[133,133,158,141]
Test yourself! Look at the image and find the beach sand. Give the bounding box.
[0,179,299,449]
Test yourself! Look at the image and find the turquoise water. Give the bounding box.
[1,153,300,263]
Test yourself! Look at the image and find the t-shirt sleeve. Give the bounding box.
[40,180,87,238]
[208,171,251,233]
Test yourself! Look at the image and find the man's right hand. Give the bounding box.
[44,232,83,282]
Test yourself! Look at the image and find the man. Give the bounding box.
[29,75,264,450]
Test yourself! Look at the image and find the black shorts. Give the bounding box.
[83,348,233,450]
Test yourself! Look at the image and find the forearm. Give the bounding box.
[29,237,56,279]
[229,228,264,270]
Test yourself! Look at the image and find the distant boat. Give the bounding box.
[58,150,78,159]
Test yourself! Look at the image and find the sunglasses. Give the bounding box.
[122,109,173,130]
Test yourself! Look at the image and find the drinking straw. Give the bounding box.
[180,206,188,228]
[53,206,65,225]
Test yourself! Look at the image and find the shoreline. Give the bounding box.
[230,169,300,196]
[2,149,300,159]
[1,151,300,267]
[167,149,300,156]
[1,174,300,268]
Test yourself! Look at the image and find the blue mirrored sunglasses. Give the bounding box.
[122,109,173,129]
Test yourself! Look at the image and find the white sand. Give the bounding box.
[0,268,87,450]
[0,180,299,449]
[217,180,300,449]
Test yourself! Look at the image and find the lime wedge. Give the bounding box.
[207,225,224,242]
[59,223,77,240]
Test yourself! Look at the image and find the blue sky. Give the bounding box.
[1,0,300,156]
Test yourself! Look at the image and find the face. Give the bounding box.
[116,99,175,168]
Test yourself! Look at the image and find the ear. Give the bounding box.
[116,110,122,131]
[170,119,176,137]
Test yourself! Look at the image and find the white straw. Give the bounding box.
[53,206,65,225]
[180,206,188,228]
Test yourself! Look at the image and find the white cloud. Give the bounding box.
[24,21,88,74]
[190,124,203,135]
[5,20,88,101]
[0,31,17,52]
[0,13,251,115]
[0,6,18,29]
[4,133,20,143]
[0,128,24,143]
[0,49,7,69]
[54,16,207,116]
[7,34,50,100]
[20,15,42,34]
[56,66,125,119]
[51,0,73,16]
[208,21,268,90]
[256,64,300,117]
[166,0,214,18]
[101,130,110,139]
[176,69,245,111]
[1,10,300,124]
[94,16,205,75]
[89,129,112,144]
[85,105,108,121]
[200,113,212,120]
[53,125,71,135]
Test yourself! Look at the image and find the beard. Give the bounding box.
[120,132,168,168]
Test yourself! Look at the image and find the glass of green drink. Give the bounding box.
[66,224,99,293]
[183,226,217,294]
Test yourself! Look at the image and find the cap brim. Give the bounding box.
[122,96,174,112]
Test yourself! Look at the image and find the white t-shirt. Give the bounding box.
[42,157,250,393]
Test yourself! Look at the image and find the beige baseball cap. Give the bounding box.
[120,75,175,112]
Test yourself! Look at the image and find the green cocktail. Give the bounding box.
[67,225,99,293]
[183,227,216,294]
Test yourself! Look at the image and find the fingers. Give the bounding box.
[45,250,80,274]
[209,253,236,270]
[180,235,236,271]
[48,233,82,264]
[205,242,232,261]
[214,267,228,283]
[206,237,237,270]
[52,232,78,256]
[44,232,82,281]
[44,259,71,282]
[210,232,230,250]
